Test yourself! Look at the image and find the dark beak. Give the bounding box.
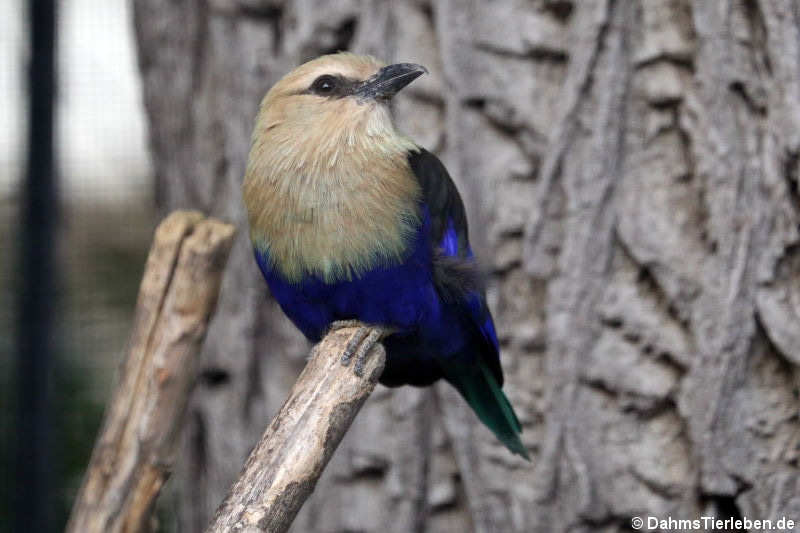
[353,63,428,100]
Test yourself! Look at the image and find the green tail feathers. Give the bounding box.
[441,359,530,461]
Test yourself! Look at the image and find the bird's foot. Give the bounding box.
[330,321,388,377]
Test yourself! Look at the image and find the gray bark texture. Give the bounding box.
[132,0,800,531]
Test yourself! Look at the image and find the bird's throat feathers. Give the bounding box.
[244,99,422,284]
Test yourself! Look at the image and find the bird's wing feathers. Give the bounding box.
[407,147,470,256]
[407,148,527,458]
[407,147,503,385]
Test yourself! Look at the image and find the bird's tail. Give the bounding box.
[440,358,530,460]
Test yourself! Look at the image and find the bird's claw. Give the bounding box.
[330,321,385,377]
[339,326,370,368]
[352,329,383,377]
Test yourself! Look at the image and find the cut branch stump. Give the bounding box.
[66,211,236,533]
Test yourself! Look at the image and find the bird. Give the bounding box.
[243,52,528,459]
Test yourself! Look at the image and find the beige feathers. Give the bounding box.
[243,53,421,283]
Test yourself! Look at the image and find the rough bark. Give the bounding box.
[133,1,800,531]
[66,211,236,533]
[206,326,386,533]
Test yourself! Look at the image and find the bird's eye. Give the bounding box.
[310,75,338,95]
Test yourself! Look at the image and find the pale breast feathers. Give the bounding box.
[244,111,421,282]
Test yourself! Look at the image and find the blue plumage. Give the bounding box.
[255,203,496,387]
[255,208,436,342]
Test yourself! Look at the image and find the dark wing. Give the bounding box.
[407,147,469,255]
[407,147,504,385]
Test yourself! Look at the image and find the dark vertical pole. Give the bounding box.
[16,0,58,531]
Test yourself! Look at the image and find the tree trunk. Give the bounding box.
[133,0,800,531]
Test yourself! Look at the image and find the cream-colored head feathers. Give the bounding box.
[244,52,422,283]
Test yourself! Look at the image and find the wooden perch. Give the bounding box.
[67,211,236,533]
[205,326,387,533]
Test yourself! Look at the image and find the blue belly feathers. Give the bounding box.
[254,210,480,386]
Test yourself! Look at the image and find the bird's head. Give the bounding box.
[245,53,428,282]
[250,53,427,172]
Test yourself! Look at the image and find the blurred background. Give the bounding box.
[1,1,154,530]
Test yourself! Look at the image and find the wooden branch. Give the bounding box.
[67,211,236,533]
[205,327,387,533]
